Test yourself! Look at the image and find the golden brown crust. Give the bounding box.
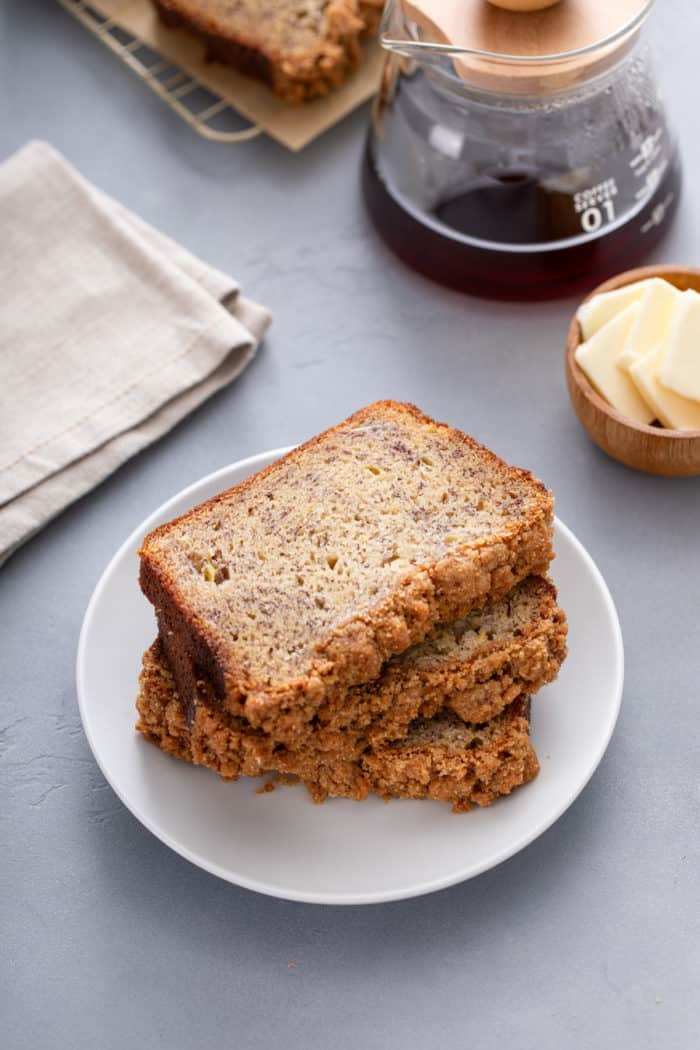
[136,639,272,779]
[339,699,539,812]
[140,402,554,737]
[383,579,568,726]
[299,575,566,748]
[152,0,370,103]
[135,642,539,811]
[135,649,194,763]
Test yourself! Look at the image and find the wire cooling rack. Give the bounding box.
[58,0,262,143]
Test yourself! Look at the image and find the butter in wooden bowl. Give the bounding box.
[566,267,700,476]
[576,277,700,431]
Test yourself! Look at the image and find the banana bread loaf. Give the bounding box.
[152,0,376,103]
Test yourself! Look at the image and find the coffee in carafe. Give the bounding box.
[364,0,680,299]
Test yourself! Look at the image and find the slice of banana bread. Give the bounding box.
[136,641,538,812]
[152,0,373,103]
[358,699,539,813]
[139,402,554,736]
[137,571,565,796]
[156,574,566,752]
[364,574,567,730]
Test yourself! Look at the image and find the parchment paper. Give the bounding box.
[86,0,384,150]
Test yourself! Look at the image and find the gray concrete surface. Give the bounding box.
[1,1,698,1047]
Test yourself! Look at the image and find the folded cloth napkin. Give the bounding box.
[0,141,271,566]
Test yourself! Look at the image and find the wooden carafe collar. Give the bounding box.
[402,0,649,92]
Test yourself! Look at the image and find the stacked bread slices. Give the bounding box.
[135,402,567,812]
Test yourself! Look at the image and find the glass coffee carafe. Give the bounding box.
[363,0,681,299]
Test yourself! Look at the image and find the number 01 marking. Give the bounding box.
[581,199,616,233]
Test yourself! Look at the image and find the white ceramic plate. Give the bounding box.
[77,448,624,905]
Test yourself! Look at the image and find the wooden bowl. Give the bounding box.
[566,265,700,477]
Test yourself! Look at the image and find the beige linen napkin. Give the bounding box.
[0,141,271,565]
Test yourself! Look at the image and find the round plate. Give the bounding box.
[77,448,624,905]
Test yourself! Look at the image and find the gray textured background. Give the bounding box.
[1,2,698,1047]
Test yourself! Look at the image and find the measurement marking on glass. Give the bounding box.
[574,177,618,234]
[634,160,669,202]
[641,193,675,235]
[630,129,664,176]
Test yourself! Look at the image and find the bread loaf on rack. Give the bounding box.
[152,0,380,103]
